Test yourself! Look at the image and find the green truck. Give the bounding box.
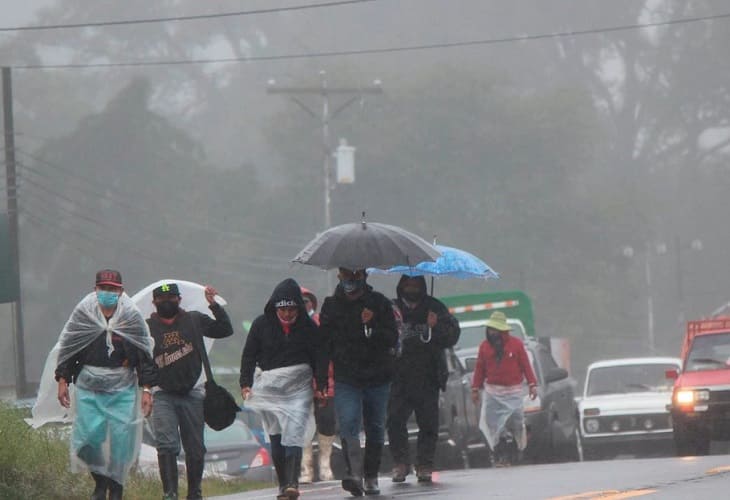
[440,290,535,347]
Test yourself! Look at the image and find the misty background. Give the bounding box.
[1,0,730,392]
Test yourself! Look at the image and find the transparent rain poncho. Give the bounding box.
[478,383,528,451]
[29,292,154,484]
[244,364,315,447]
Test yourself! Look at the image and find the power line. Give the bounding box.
[15,151,310,247]
[17,167,298,273]
[11,11,730,70]
[0,0,378,32]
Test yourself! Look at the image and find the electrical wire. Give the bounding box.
[15,151,310,248]
[10,11,730,70]
[0,0,378,32]
[17,167,297,274]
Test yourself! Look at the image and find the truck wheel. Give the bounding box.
[674,421,710,456]
[693,433,711,455]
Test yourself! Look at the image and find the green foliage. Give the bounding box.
[0,403,269,499]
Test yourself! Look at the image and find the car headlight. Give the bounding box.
[676,390,694,404]
[675,389,710,405]
[585,419,600,433]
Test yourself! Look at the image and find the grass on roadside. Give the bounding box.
[0,402,272,499]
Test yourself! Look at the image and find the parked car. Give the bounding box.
[138,416,274,482]
[579,357,681,460]
[442,336,580,466]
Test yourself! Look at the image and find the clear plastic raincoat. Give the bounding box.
[30,292,153,484]
[244,364,315,447]
[478,383,528,451]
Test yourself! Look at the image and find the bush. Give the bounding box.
[0,403,270,499]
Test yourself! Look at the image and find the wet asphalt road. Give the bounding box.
[211,454,730,500]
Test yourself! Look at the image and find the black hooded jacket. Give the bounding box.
[239,278,321,388]
[318,282,398,389]
[393,275,461,391]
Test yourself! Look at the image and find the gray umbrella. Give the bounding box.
[292,220,441,270]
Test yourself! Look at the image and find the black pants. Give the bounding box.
[315,400,337,436]
[386,383,440,468]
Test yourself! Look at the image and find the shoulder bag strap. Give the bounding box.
[190,311,215,384]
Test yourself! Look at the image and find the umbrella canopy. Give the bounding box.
[292,220,441,270]
[367,244,499,280]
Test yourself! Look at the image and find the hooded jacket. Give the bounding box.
[393,275,461,391]
[318,282,398,389]
[239,278,321,388]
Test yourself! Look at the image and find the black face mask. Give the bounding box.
[341,278,365,294]
[402,288,423,303]
[487,331,505,361]
[156,300,180,319]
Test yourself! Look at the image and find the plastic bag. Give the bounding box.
[244,364,315,447]
[478,383,527,451]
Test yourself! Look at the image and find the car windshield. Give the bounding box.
[585,364,677,396]
[456,321,527,350]
[204,420,254,446]
[686,333,730,372]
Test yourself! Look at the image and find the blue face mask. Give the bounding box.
[97,290,120,308]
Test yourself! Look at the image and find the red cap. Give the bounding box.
[95,269,123,287]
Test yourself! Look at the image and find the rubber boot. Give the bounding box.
[185,456,204,500]
[340,437,364,497]
[270,435,287,497]
[283,450,301,499]
[158,453,179,499]
[90,472,108,500]
[317,434,335,481]
[108,480,123,500]
[299,443,313,484]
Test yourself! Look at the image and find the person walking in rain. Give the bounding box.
[240,279,323,500]
[471,311,537,466]
[318,268,398,496]
[299,287,337,484]
[387,275,460,483]
[55,269,156,500]
[146,282,234,500]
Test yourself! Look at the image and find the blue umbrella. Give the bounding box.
[368,244,499,280]
[369,244,498,343]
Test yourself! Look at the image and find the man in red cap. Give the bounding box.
[55,269,156,500]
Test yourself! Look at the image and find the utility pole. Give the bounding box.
[267,70,382,290]
[3,66,28,398]
[644,241,655,354]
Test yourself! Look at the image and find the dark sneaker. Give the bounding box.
[342,478,364,497]
[364,477,380,495]
[416,466,433,483]
[391,463,410,483]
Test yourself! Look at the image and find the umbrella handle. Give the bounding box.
[420,327,432,344]
[364,324,373,338]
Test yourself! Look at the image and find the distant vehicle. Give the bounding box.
[442,338,580,466]
[668,317,730,455]
[579,357,680,460]
[139,417,274,481]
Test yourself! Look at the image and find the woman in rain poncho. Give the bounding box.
[53,269,156,500]
[470,311,537,466]
[239,278,324,500]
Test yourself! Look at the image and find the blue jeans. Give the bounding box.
[335,381,390,478]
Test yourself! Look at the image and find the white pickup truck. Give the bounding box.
[579,357,681,460]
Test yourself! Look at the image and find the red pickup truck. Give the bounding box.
[667,317,730,455]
